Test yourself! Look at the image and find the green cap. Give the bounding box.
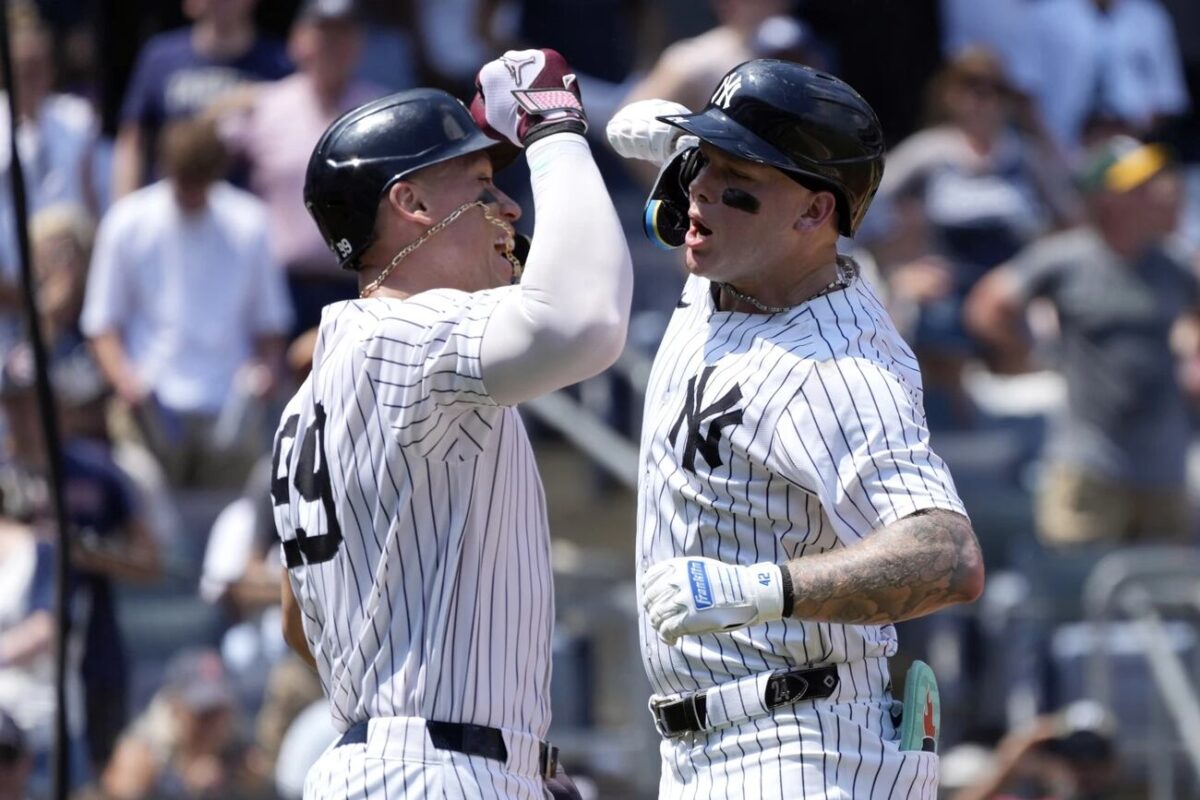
[1077,135,1171,195]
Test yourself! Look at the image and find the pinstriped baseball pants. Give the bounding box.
[302,718,553,799]
[657,697,938,799]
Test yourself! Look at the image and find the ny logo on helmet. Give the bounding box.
[335,238,353,258]
[711,74,743,109]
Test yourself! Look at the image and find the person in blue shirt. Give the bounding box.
[112,0,291,197]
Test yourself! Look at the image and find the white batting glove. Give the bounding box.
[606,99,699,166]
[471,48,587,148]
[642,557,787,646]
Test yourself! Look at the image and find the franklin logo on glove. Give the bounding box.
[687,560,714,610]
[642,556,793,646]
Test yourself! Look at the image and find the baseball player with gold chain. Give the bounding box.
[274,48,631,799]
[608,60,985,799]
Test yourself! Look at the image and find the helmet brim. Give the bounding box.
[658,106,858,236]
[384,128,515,188]
[658,107,801,175]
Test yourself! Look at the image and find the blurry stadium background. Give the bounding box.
[0,0,1199,797]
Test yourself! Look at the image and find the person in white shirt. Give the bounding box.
[81,119,293,489]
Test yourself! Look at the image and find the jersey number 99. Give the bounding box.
[272,403,343,568]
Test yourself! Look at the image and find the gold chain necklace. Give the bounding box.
[359,200,522,298]
[718,257,854,314]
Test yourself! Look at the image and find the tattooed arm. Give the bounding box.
[641,508,984,645]
[785,509,984,625]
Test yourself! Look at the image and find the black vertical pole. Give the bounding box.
[0,3,72,798]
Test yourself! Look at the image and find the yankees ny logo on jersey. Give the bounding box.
[667,364,743,473]
[638,268,962,799]
[711,73,743,109]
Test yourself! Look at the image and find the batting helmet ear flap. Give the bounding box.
[643,145,702,249]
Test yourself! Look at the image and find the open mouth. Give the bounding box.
[686,211,713,249]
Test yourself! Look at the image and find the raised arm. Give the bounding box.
[472,50,633,406]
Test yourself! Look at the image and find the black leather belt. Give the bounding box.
[337,719,559,780]
[652,665,840,737]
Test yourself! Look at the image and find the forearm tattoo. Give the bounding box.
[786,509,983,625]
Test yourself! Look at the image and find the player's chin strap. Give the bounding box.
[360,200,523,298]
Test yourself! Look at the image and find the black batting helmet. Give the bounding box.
[659,59,885,236]
[304,88,507,271]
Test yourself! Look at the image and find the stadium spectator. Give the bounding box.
[0,510,90,795]
[350,0,420,93]
[1021,0,1189,158]
[965,135,1197,546]
[939,0,1038,94]
[216,0,385,335]
[26,205,107,441]
[0,711,32,800]
[27,201,182,589]
[102,648,265,800]
[112,0,291,198]
[199,461,287,709]
[865,47,1081,427]
[622,0,794,112]
[82,119,292,490]
[413,0,490,91]
[476,0,668,129]
[0,340,162,779]
[0,3,103,354]
[947,702,1119,800]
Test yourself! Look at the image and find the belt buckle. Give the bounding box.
[539,742,559,779]
[650,697,673,737]
[764,670,809,711]
[651,692,702,737]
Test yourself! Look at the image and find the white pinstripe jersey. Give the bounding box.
[637,262,966,699]
[272,292,553,737]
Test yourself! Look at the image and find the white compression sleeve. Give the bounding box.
[480,132,633,406]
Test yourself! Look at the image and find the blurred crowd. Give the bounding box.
[0,0,1198,798]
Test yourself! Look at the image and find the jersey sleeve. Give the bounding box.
[769,358,965,545]
[356,289,507,457]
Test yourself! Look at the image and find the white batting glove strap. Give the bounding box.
[641,557,784,646]
[606,99,698,166]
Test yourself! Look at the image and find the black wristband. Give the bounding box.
[779,566,795,618]
[522,118,587,147]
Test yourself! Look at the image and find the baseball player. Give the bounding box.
[272,49,631,799]
[607,60,985,798]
